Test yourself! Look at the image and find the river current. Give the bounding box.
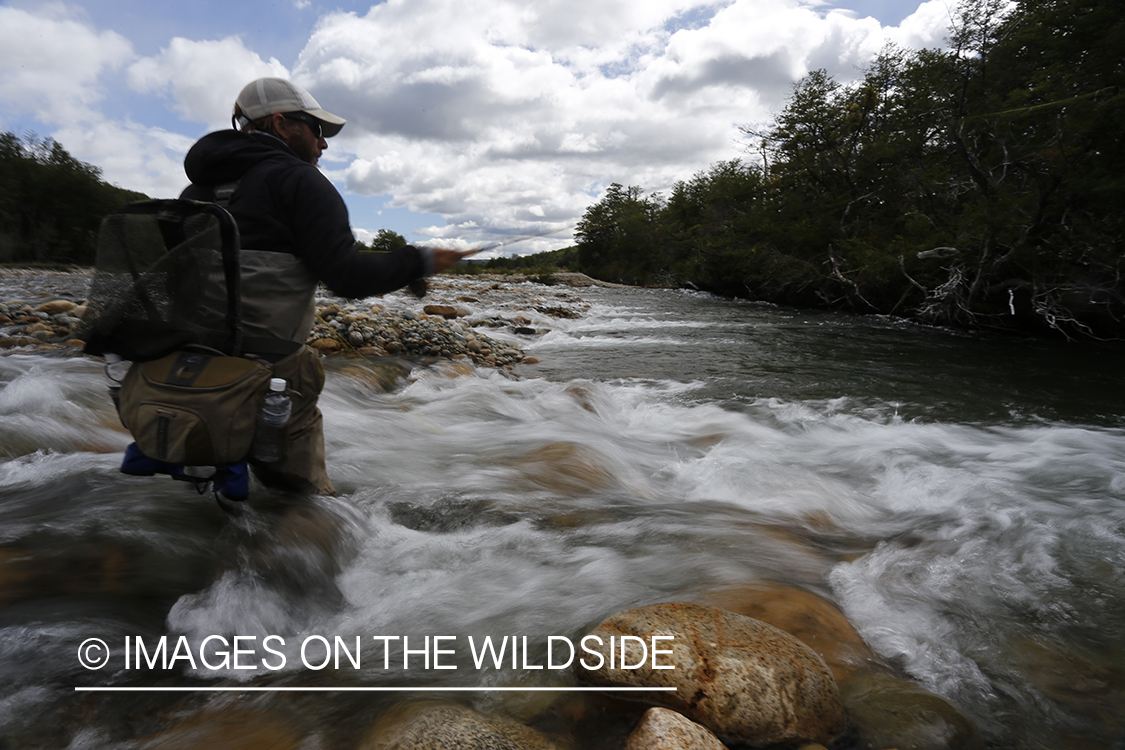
[0,274,1123,749]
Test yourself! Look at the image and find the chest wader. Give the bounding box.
[82,194,318,509]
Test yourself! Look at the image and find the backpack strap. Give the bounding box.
[213,180,241,208]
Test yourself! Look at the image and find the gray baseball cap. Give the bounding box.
[234,78,346,137]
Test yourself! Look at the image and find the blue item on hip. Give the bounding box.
[120,442,249,500]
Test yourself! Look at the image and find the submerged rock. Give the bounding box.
[574,602,846,745]
[838,670,984,750]
[508,442,616,495]
[136,704,306,750]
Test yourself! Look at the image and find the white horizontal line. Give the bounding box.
[74,686,676,693]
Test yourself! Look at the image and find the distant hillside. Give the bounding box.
[0,132,148,267]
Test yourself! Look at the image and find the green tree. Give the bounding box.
[574,183,663,284]
[364,228,408,252]
[573,0,1124,338]
[0,132,147,265]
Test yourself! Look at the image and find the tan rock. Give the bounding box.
[1,543,134,607]
[839,671,983,750]
[0,336,54,351]
[0,547,34,606]
[309,337,342,354]
[509,442,614,495]
[359,701,568,750]
[625,708,727,750]
[35,299,76,315]
[338,362,410,392]
[1003,634,1123,712]
[423,304,458,319]
[700,583,878,682]
[136,705,304,750]
[574,602,846,745]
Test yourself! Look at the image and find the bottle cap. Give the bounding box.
[269,378,287,392]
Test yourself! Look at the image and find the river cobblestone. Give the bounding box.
[0,272,592,371]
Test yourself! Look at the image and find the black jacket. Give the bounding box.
[181,130,426,299]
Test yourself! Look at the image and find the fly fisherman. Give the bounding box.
[179,78,474,497]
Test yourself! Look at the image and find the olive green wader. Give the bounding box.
[234,249,337,496]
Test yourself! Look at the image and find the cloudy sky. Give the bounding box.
[0,0,952,256]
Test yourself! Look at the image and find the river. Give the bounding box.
[1,274,1123,749]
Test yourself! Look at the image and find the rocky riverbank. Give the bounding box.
[0,273,600,370]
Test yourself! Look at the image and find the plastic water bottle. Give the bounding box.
[252,378,291,463]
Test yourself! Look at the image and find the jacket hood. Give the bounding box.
[183,130,298,186]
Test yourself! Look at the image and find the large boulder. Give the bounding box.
[700,583,879,682]
[838,671,984,750]
[574,602,846,745]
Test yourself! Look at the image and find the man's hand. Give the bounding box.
[430,248,480,274]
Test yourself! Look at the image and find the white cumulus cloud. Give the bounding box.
[0,0,952,250]
[0,4,133,125]
[127,36,291,129]
[284,0,948,248]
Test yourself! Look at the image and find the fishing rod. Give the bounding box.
[408,224,575,297]
[471,225,574,254]
[408,178,677,296]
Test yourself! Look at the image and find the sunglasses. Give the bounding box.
[282,112,323,139]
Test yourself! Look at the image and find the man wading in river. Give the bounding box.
[180,78,475,496]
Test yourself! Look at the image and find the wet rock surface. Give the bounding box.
[575,601,847,746]
[624,708,727,750]
[135,703,307,750]
[359,700,570,750]
[699,583,880,682]
[839,670,985,750]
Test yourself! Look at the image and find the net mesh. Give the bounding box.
[81,200,241,360]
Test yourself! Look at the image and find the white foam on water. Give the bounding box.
[2,276,1124,746]
[0,358,128,458]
